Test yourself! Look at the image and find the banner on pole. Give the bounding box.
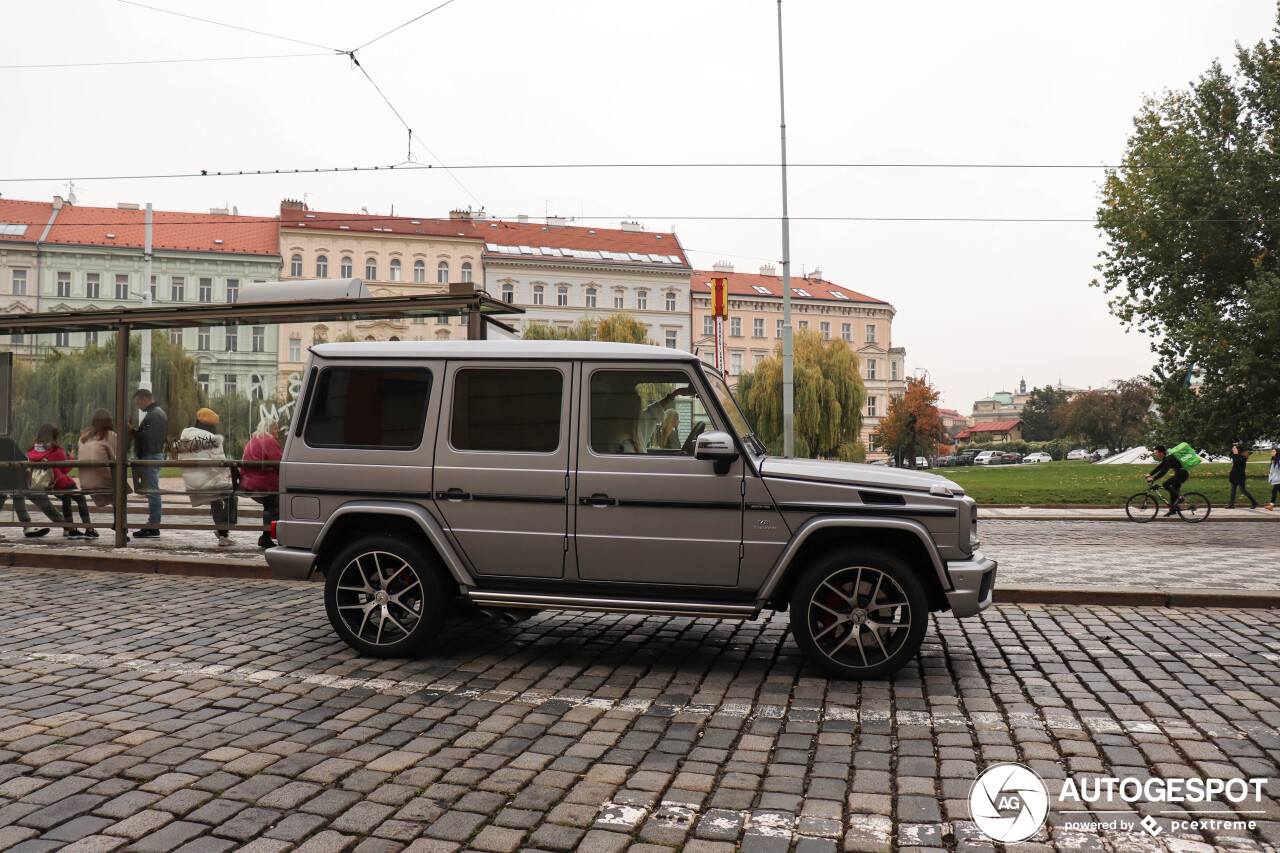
[711,278,728,318]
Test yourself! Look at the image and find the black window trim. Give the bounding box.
[302,365,434,451]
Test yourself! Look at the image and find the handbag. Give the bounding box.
[29,467,53,490]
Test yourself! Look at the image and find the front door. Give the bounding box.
[432,362,571,579]
[573,365,743,587]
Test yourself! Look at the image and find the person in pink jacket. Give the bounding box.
[241,416,282,548]
[29,422,91,537]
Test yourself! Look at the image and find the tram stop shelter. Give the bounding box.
[0,279,521,548]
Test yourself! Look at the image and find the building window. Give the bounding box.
[57,272,71,298]
[557,286,569,306]
[501,283,514,302]
[437,261,449,283]
[11,269,26,295]
[532,285,544,306]
[289,337,302,362]
[316,255,328,277]
[54,331,69,347]
[9,333,21,346]
[841,323,851,342]
[866,324,876,343]
[730,352,742,376]
[115,274,129,300]
[225,327,238,352]
[637,291,648,310]
[390,259,402,281]
[437,314,450,325]
[703,316,714,336]
[170,329,183,347]
[171,277,184,302]
[730,317,742,337]
[665,292,676,312]
[754,352,766,369]
[585,288,597,308]
[85,273,100,299]
[820,321,830,340]
[340,256,353,278]
[461,262,472,283]
[199,278,212,303]
[290,254,303,277]
[252,326,265,353]
[198,373,209,393]
[665,330,677,349]
[226,279,239,303]
[250,374,265,400]
[868,396,878,418]
[867,358,877,380]
[150,275,157,299]
[614,293,625,309]
[891,361,899,381]
[776,319,783,339]
[798,320,808,331]
[413,260,426,282]
[86,331,99,346]
[365,258,377,281]
[753,318,764,338]
[197,329,210,350]
[224,375,237,396]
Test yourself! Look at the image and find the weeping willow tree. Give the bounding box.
[522,313,656,344]
[735,329,866,459]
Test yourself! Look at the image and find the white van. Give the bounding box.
[974,451,1004,466]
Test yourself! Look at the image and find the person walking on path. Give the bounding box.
[1268,448,1280,510]
[78,408,124,538]
[241,416,282,549]
[129,388,168,537]
[1227,443,1259,509]
[0,433,49,538]
[173,408,236,547]
[29,423,90,537]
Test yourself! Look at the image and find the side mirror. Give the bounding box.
[694,430,739,473]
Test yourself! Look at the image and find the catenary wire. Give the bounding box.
[14,215,1275,226]
[117,0,344,53]
[0,53,334,69]
[352,0,464,52]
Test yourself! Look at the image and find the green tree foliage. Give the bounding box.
[522,314,655,345]
[735,330,866,458]
[1060,379,1154,453]
[1094,16,1280,446]
[872,377,948,467]
[1019,386,1071,441]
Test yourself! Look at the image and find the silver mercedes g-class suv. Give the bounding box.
[266,340,996,679]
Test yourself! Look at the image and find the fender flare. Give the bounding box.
[757,515,950,601]
[316,500,474,587]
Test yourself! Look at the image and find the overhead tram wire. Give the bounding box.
[0,53,334,69]
[352,0,465,51]
[116,0,345,53]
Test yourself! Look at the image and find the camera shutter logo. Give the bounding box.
[969,763,1049,843]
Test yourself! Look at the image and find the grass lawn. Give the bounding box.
[933,460,1274,506]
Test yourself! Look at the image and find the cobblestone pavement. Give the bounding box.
[0,567,1278,853]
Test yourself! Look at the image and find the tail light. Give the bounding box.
[270,521,277,538]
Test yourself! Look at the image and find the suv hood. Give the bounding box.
[760,456,962,494]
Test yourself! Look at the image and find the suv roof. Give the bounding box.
[310,340,699,361]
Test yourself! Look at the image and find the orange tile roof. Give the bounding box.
[44,204,279,255]
[482,220,689,267]
[955,419,1023,438]
[280,208,485,242]
[0,199,56,243]
[691,270,887,305]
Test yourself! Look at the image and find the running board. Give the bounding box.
[465,590,761,619]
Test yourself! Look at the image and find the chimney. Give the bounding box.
[810,267,822,281]
[760,264,777,277]
[547,216,566,228]
[518,214,529,225]
[450,209,471,220]
[620,221,643,233]
[209,207,229,215]
[280,198,307,211]
[53,196,64,209]
[117,203,140,211]
[712,261,734,273]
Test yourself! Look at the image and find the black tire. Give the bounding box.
[1177,492,1211,523]
[323,535,448,658]
[1125,492,1160,523]
[789,548,929,680]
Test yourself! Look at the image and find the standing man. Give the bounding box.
[130,388,168,537]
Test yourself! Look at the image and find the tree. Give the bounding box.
[522,314,655,344]
[735,330,865,458]
[1060,379,1153,453]
[1094,15,1280,447]
[872,377,947,467]
[1019,386,1071,441]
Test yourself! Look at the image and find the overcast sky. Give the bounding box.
[3,1,1276,410]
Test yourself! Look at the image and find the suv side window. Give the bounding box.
[304,367,432,449]
[451,368,563,453]
[589,369,714,455]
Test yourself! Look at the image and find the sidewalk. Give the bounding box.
[981,504,1280,521]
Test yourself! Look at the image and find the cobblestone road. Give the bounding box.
[0,567,1278,853]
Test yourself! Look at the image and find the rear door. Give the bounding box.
[432,362,571,579]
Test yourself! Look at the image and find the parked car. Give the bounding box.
[916,457,931,469]
[1001,452,1021,464]
[935,455,955,467]
[265,340,996,680]
[954,449,981,466]
[974,450,1004,466]
[1066,448,1091,460]
[1023,452,1052,464]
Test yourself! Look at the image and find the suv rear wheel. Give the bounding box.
[323,535,448,658]
[789,548,928,679]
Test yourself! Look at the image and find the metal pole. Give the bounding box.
[140,203,153,394]
[113,322,129,548]
[777,0,795,457]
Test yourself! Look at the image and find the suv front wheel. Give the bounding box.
[789,548,929,679]
[323,535,448,658]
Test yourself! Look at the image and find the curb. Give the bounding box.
[979,514,1278,523]
[0,548,277,580]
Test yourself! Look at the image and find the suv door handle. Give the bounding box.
[580,493,617,507]
[435,488,471,502]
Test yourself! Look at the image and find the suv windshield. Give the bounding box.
[703,370,764,455]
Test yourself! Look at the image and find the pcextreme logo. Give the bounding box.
[969,763,1050,843]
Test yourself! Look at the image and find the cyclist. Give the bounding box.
[1146,445,1188,517]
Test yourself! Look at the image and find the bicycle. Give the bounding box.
[1124,481,1212,523]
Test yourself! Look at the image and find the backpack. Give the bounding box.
[1168,442,1202,470]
